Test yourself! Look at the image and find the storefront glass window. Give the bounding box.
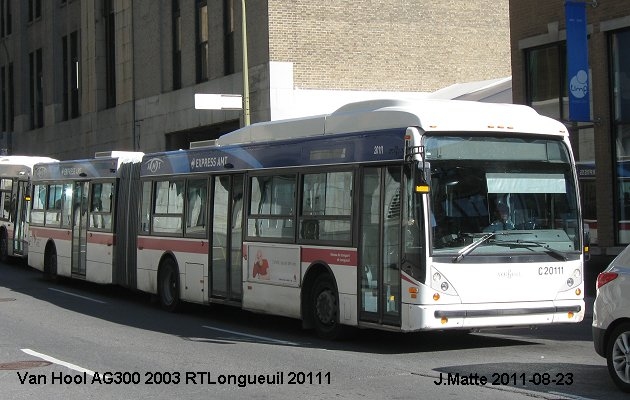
[612,29,630,244]
[526,42,596,243]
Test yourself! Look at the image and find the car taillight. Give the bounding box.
[596,272,619,289]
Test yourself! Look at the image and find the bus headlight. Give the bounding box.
[431,266,458,296]
[558,268,584,293]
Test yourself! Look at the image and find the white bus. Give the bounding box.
[31,100,586,339]
[29,152,143,283]
[0,156,58,261]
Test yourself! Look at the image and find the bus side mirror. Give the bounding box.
[415,164,430,193]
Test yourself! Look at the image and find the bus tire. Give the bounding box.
[44,245,58,281]
[311,274,344,340]
[0,229,8,263]
[158,258,180,312]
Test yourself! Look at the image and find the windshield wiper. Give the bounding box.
[494,239,569,261]
[452,233,495,263]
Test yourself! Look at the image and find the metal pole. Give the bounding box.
[241,0,251,126]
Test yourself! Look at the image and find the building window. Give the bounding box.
[1,66,5,131]
[196,0,208,83]
[1,0,12,37]
[172,0,181,89]
[62,35,68,120]
[0,63,10,135]
[62,32,80,120]
[29,49,43,129]
[223,0,235,75]
[28,0,41,22]
[70,31,79,118]
[612,28,630,244]
[7,63,12,131]
[104,0,116,108]
[525,43,568,120]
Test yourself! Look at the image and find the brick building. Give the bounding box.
[509,0,630,255]
[0,0,510,159]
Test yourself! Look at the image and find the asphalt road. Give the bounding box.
[0,260,624,400]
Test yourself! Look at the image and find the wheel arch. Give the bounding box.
[604,317,630,355]
[43,239,58,277]
[301,261,337,330]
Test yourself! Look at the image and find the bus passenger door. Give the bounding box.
[71,181,89,276]
[211,174,244,302]
[359,166,402,326]
[12,181,29,255]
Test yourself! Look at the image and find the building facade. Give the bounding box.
[509,0,630,255]
[1,0,510,159]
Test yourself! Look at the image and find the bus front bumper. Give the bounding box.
[401,300,585,331]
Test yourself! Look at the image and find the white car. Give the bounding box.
[593,246,630,393]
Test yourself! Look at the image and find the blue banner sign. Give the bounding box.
[565,1,591,122]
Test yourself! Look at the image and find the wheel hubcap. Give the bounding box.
[163,273,174,304]
[613,331,630,383]
[315,289,335,325]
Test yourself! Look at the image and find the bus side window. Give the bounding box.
[30,184,46,225]
[185,178,207,237]
[61,183,73,228]
[152,180,184,234]
[0,178,12,220]
[140,181,152,233]
[300,171,352,243]
[46,184,63,227]
[248,175,296,240]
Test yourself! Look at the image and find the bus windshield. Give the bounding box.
[425,135,581,261]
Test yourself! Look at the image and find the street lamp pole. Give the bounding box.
[241,0,250,126]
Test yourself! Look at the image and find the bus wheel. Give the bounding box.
[0,230,7,263]
[311,274,343,340]
[158,259,180,312]
[44,246,58,281]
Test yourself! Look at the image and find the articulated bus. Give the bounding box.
[29,99,586,339]
[0,156,58,261]
[29,152,143,283]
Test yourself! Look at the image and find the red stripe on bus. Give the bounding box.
[87,232,115,246]
[137,236,208,254]
[30,226,72,241]
[301,247,357,267]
